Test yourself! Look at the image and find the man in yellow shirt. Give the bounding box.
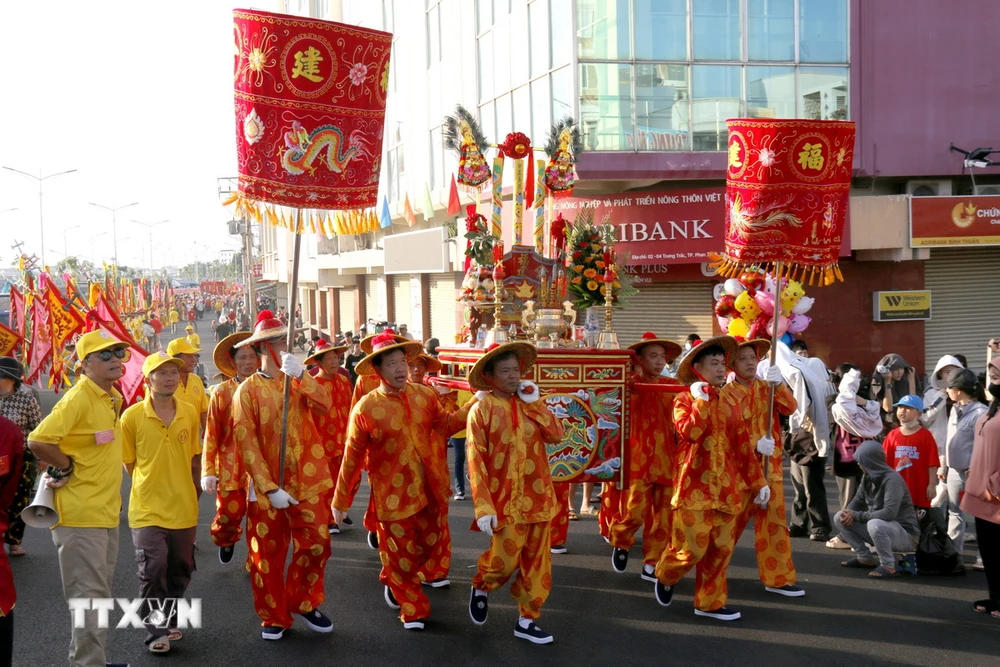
[184,324,201,349]
[121,351,202,655]
[169,307,180,333]
[167,337,209,432]
[28,330,131,667]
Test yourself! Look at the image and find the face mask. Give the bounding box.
[989,383,1000,399]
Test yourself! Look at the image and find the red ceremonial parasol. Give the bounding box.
[712,118,856,479]
[229,9,391,485]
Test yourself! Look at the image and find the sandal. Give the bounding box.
[167,630,183,641]
[8,545,25,557]
[868,566,899,578]
[841,558,878,569]
[973,599,998,614]
[579,506,599,516]
[567,510,580,521]
[148,638,170,654]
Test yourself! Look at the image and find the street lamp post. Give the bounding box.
[89,201,139,266]
[132,219,168,278]
[2,166,77,266]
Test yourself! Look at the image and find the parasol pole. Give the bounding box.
[763,260,783,482]
[277,210,303,488]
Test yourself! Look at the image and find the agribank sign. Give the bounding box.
[551,187,725,265]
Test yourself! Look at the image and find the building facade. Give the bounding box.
[263,0,1000,374]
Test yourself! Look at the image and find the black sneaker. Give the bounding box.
[765,584,805,597]
[788,525,808,538]
[654,581,673,607]
[219,545,235,564]
[328,524,340,535]
[469,588,488,625]
[809,532,831,542]
[640,564,657,582]
[453,491,466,500]
[421,578,450,588]
[367,531,379,550]
[694,606,741,621]
[514,620,553,644]
[611,547,629,573]
[550,544,567,555]
[402,620,425,631]
[299,609,333,633]
[342,514,353,526]
[106,663,132,667]
[384,586,400,610]
[261,626,285,640]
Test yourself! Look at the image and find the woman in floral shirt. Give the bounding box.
[0,357,43,557]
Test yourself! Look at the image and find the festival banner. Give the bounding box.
[8,286,25,340]
[25,285,52,385]
[0,322,21,356]
[910,195,1000,247]
[44,279,86,351]
[232,9,392,210]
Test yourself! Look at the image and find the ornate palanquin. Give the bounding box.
[435,347,633,488]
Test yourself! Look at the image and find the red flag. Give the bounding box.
[94,321,147,406]
[447,174,461,216]
[43,278,86,352]
[92,293,133,342]
[403,193,417,227]
[8,286,25,342]
[25,286,53,385]
[0,321,21,356]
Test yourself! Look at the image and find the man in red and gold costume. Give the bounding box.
[653,336,769,622]
[610,332,683,582]
[466,342,565,645]
[304,338,352,535]
[201,330,257,565]
[232,311,335,641]
[722,338,803,597]
[333,333,473,631]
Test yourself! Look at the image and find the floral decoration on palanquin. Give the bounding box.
[563,209,639,311]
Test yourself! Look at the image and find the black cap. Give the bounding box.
[0,357,23,381]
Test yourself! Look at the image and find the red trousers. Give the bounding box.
[377,503,446,623]
[210,488,248,548]
[732,479,797,587]
[655,509,738,611]
[549,484,570,547]
[609,480,673,566]
[246,498,331,628]
[600,483,625,539]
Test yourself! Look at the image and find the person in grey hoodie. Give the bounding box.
[873,353,918,430]
[941,368,988,555]
[922,355,963,456]
[835,441,920,577]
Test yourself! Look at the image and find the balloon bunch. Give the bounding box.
[712,269,814,343]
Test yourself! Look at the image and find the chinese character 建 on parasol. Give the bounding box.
[228,9,391,485]
[711,118,856,287]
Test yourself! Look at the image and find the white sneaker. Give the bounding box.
[825,536,851,549]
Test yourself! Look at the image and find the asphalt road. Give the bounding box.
[10,337,1000,666]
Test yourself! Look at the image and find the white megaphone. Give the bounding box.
[21,480,59,529]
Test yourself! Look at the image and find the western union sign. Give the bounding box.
[873,290,932,322]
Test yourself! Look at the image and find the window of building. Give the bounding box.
[477,0,492,32]
[551,65,573,120]
[529,0,550,77]
[512,85,530,138]
[426,4,441,68]
[478,31,494,101]
[531,76,551,139]
[577,0,849,152]
[549,0,573,67]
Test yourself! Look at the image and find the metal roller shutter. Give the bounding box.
[392,275,411,325]
[364,276,380,324]
[429,273,460,345]
[338,288,356,333]
[611,282,715,347]
[924,247,1000,372]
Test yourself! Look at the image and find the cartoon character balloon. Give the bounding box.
[734,291,761,322]
[713,270,813,340]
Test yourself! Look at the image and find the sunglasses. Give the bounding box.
[90,348,131,362]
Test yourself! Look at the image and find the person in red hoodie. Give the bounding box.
[882,394,939,510]
[0,415,25,666]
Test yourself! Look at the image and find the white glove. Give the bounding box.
[474,390,489,401]
[765,364,783,384]
[267,488,299,509]
[477,514,497,536]
[691,382,710,400]
[200,476,218,493]
[754,486,771,507]
[756,436,775,457]
[435,384,451,395]
[279,351,304,379]
[517,380,539,403]
[332,509,347,525]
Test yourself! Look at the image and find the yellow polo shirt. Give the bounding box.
[28,375,124,529]
[186,333,201,349]
[177,373,209,415]
[169,310,179,323]
[121,396,201,529]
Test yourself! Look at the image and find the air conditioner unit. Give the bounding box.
[905,179,952,197]
[974,184,1000,196]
